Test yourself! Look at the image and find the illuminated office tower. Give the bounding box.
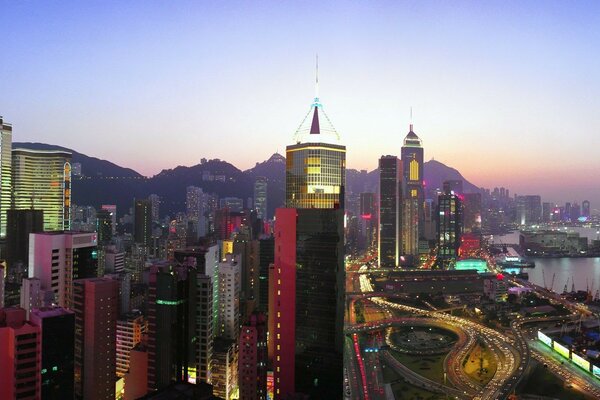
[583,200,591,218]
[0,117,11,237]
[73,278,118,400]
[0,307,42,400]
[30,306,75,399]
[285,81,345,209]
[212,337,238,400]
[378,156,401,268]
[516,195,542,225]
[12,148,72,231]
[272,208,344,398]
[134,199,152,247]
[463,193,482,233]
[400,124,424,262]
[436,190,463,269]
[254,177,268,220]
[29,231,99,308]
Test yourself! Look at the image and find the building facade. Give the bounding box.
[378,156,401,268]
[12,148,72,231]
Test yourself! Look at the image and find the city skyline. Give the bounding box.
[2,1,600,202]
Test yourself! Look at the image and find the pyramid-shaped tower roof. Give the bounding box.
[403,124,422,148]
[293,97,340,144]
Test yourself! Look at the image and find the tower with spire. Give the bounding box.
[400,120,424,263]
[286,58,345,209]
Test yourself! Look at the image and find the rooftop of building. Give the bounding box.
[13,147,72,156]
[139,382,220,400]
[30,306,74,318]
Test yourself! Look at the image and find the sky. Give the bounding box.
[2,1,600,206]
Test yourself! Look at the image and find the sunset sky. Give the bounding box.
[2,1,600,205]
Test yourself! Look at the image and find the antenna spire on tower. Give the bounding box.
[315,54,319,100]
[410,106,413,131]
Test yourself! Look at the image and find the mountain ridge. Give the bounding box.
[13,142,483,217]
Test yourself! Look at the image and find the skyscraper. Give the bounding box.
[254,176,268,220]
[116,311,146,378]
[148,194,160,223]
[0,117,12,237]
[516,195,542,225]
[583,200,591,218]
[73,278,118,400]
[436,190,463,269]
[285,86,345,209]
[134,199,152,247]
[147,262,196,392]
[400,124,424,262]
[378,156,401,268]
[272,208,344,398]
[30,306,75,400]
[96,208,113,245]
[12,148,72,231]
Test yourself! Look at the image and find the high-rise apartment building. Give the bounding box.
[218,254,241,340]
[0,117,12,237]
[73,278,118,400]
[30,306,75,400]
[116,311,146,378]
[29,231,99,308]
[272,208,344,398]
[378,156,401,268]
[12,148,72,231]
[254,177,268,220]
[148,194,160,223]
[238,312,267,400]
[134,199,152,247]
[212,337,238,400]
[0,307,42,400]
[6,209,43,268]
[20,278,42,318]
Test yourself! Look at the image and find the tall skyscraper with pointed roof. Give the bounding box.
[401,124,424,263]
[274,65,345,398]
[285,66,346,209]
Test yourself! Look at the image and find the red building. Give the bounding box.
[458,233,481,258]
[238,312,267,400]
[73,278,118,400]
[0,307,42,400]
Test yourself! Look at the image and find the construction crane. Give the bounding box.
[572,275,575,293]
[564,277,570,294]
[550,273,556,292]
[542,270,547,290]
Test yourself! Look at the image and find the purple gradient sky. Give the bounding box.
[2,1,600,205]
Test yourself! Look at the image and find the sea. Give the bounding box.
[491,227,600,294]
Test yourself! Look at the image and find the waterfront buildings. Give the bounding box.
[516,195,542,225]
[12,147,72,231]
[378,156,401,268]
